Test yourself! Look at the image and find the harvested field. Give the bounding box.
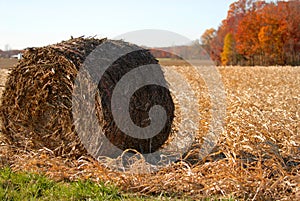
[0,69,10,97]
[0,58,18,69]
[158,58,214,66]
[0,65,299,200]
[0,58,17,97]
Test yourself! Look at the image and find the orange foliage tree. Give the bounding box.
[201,0,300,66]
[221,33,236,65]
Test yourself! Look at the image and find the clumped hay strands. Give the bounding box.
[0,37,174,158]
[0,37,105,157]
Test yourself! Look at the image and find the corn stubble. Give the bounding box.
[0,59,299,200]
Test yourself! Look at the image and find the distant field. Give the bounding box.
[0,58,18,69]
[158,58,214,66]
[0,59,15,96]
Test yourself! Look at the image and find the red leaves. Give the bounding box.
[202,0,300,66]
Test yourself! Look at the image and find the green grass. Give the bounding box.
[0,167,123,200]
[0,168,184,201]
[0,167,235,200]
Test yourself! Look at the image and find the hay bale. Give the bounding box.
[0,37,174,158]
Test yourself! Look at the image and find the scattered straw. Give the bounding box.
[0,63,299,200]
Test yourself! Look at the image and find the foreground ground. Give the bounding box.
[0,58,299,200]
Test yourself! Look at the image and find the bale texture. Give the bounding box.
[0,37,174,158]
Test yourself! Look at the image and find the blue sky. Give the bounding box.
[0,0,236,49]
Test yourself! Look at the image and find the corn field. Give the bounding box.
[0,65,299,200]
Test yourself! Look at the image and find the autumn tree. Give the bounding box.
[209,25,228,65]
[236,12,257,64]
[202,0,300,66]
[201,28,216,56]
[283,0,300,65]
[202,0,249,65]
[221,33,236,65]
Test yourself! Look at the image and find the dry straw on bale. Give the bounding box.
[0,37,174,158]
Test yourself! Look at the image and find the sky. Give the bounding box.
[0,0,236,50]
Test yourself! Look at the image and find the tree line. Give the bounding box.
[201,0,300,66]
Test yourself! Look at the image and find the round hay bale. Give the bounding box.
[0,37,174,158]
